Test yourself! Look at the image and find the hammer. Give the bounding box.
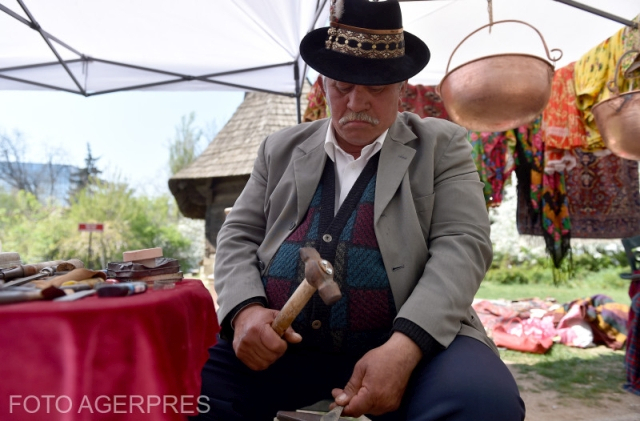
[270,247,341,337]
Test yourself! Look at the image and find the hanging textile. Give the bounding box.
[303,75,328,122]
[574,25,632,150]
[518,149,640,239]
[468,130,516,207]
[514,116,571,271]
[543,62,588,151]
[399,84,450,119]
[565,149,640,238]
[542,62,585,174]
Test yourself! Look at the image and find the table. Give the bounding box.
[0,279,219,421]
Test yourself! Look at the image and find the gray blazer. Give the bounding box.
[214,112,497,353]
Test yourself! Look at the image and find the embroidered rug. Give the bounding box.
[399,84,449,119]
[518,149,640,239]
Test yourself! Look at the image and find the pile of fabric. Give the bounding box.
[472,295,629,353]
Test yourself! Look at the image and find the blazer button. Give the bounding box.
[311,320,322,329]
[289,222,296,230]
[322,234,332,243]
[258,261,265,271]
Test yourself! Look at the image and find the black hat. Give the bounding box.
[300,0,430,86]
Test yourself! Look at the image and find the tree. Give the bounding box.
[0,130,69,201]
[68,143,101,198]
[168,112,204,176]
[1,176,196,270]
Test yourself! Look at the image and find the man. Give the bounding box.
[196,0,525,420]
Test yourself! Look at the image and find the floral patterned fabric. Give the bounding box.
[399,84,449,119]
[468,130,516,207]
[514,116,571,270]
[518,148,640,239]
[303,75,328,122]
[564,149,640,238]
[542,62,586,174]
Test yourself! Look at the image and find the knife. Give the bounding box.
[319,405,343,421]
[53,289,97,301]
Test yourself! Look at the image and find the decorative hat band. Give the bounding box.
[325,22,405,59]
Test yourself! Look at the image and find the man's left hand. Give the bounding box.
[330,332,423,417]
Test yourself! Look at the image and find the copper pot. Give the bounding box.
[592,50,640,161]
[437,20,562,132]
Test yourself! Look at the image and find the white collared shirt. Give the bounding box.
[324,126,388,214]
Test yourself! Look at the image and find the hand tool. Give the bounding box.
[275,406,346,421]
[0,260,63,282]
[270,247,341,337]
[0,285,66,304]
[96,281,147,298]
[53,289,97,302]
[0,259,85,288]
[320,405,344,421]
[60,283,93,292]
[0,266,58,288]
[273,249,342,420]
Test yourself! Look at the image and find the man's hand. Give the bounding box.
[232,304,302,370]
[331,332,423,417]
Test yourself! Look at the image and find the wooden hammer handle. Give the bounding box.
[271,279,316,337]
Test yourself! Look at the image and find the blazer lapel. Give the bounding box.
[293,120,329,223]
[375,117,418,222]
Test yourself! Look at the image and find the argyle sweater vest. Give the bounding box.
[261,153,397,355]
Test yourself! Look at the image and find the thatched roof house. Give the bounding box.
[169,85,310,256]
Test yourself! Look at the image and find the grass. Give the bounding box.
[478,267,632,305]
[477,267,632,400]
[501,345,628,400]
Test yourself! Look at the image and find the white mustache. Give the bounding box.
[339,112,379,125]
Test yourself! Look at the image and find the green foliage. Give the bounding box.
[485,265,550,285]
[0,178,198,271]
[488,246,628,286]
[482,246,632,304]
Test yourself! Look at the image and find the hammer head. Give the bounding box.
[299,247,341,306]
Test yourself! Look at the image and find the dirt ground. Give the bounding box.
[508,363,640,421]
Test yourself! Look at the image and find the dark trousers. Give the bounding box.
[192,335,525,421]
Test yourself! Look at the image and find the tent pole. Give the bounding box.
[552,0,638,29]
[294,62,302,124]
[15,0,88,95]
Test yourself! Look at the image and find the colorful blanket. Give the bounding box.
[473,295,630,353]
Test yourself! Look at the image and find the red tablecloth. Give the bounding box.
[0,279,219,421]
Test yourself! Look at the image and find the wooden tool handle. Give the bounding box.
[0,290,41,304]
[271,279,316,337]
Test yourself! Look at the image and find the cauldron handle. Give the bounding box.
[606,49,640,96]
[444,20,563,75]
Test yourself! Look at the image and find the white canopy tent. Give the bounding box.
[0,0,637,101]
[0,0,330,98]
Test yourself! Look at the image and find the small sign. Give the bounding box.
[78,223,104,232]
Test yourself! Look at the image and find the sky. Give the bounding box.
[0,89,246,196]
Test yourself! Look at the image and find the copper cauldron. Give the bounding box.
[592,50,640,161]
[437,20,562,132]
